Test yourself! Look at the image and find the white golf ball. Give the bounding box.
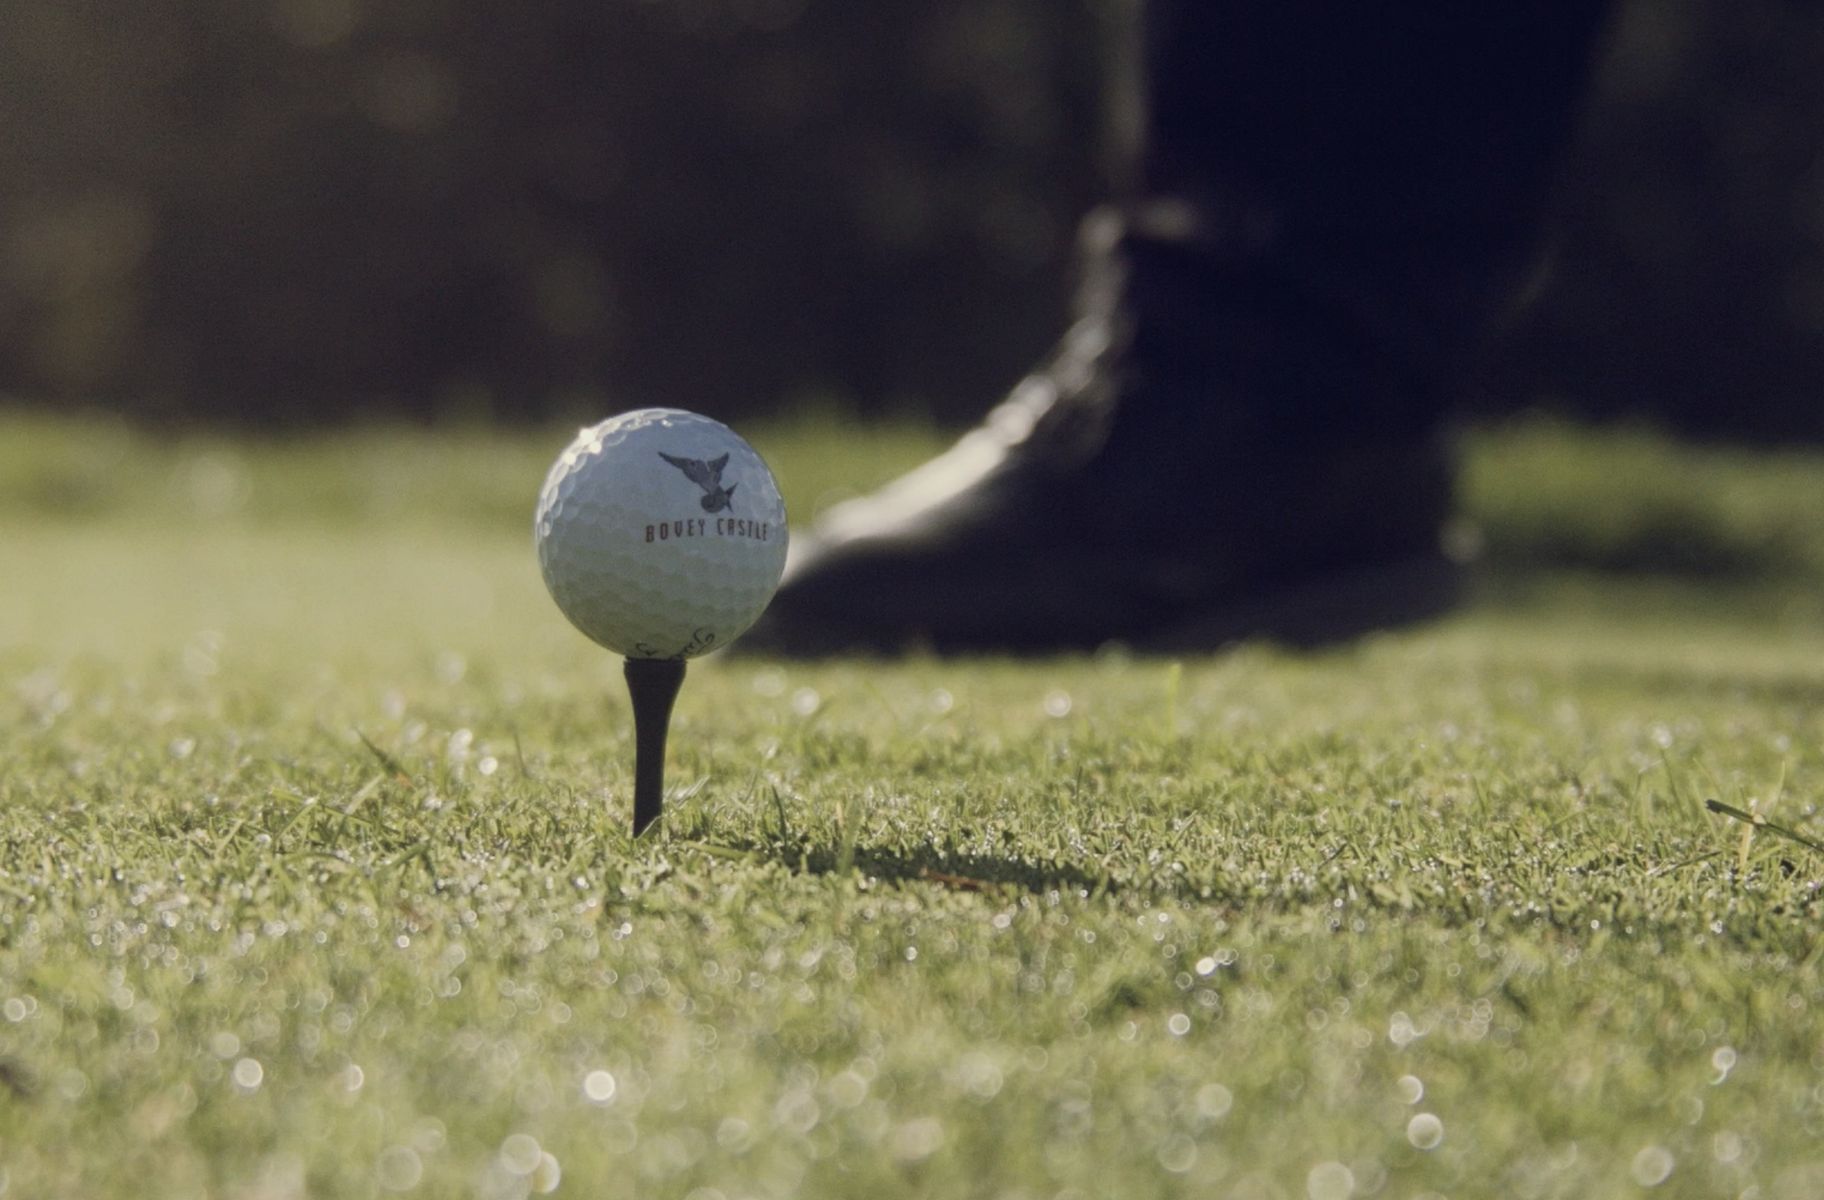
[535,408,788,659]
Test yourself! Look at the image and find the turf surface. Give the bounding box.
[3,414,1824,1199]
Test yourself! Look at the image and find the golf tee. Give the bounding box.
[623,656,688,837]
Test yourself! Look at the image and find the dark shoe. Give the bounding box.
[743,210,1465,656]
[742,1,1610,657]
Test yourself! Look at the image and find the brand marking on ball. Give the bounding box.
[644,517,772,543]
[658,451,738,513]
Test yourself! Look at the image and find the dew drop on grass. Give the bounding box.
[531,1153,561,1195]
[498,1134,543,1176]
[231,1057,263,1092]
[583,1069,617,1104]
[1406,1113,1444,1150]
[1195,1083,1233,1121]
[889,1117,944,1162]
[716,1117,752,1151]
[1631,1146,1674,1187]
[774,1088,821,1134]
[828,1069,869,1107]
[1157,1133,1197,1173]
[791,687,821,716]
[1307,1161,1354,1200]
[1388,1013,1419,1047]
[411,1118,446,1153]
[1396,1075,1424,1104]
[1043,690,1073,718]
[376,1146,423,1192]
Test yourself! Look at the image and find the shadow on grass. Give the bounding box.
[686,832,1110,897]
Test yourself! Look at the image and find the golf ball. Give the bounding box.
[535,408,788,659]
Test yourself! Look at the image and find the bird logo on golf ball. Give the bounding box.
[658,451,739,513]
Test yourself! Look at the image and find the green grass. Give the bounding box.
[4,412,1824,1199]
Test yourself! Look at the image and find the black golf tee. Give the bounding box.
[624,656,687,837]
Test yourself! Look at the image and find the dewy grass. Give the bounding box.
[3,415,1824,1198]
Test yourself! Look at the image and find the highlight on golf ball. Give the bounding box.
[535,408,788,659]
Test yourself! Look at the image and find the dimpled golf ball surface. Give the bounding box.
[535,409,787,659]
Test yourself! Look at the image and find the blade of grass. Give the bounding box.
[354,729,411,782]
[1705,798,1824,855]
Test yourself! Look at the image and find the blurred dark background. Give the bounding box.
[2,0,1821,438]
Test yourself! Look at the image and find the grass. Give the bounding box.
[4,411,1824,1199]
